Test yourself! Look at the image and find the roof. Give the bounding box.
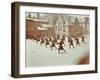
[37,27,48,30]
[26,18,49,23]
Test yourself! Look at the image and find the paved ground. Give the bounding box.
[25,36,89,67]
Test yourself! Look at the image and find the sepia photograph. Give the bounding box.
[25,12,90,67]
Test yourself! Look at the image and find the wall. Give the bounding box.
[0,0,99,80]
